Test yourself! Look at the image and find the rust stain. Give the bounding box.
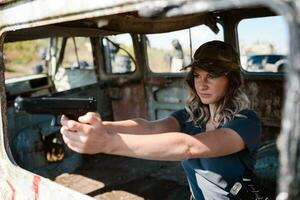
[32,176,41,200]
[6,180,15,200]
[111,83,147,120]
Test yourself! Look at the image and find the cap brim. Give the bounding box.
[181,60,239,77]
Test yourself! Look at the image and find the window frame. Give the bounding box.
[236,15,289,76]
[144,23,225,76]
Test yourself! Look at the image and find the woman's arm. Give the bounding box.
[103,117,180,134]
[61,112,246,160]
[106,128,245,161]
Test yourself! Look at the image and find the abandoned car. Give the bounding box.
[0,0,299,199]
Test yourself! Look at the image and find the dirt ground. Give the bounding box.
[55,154,190,200]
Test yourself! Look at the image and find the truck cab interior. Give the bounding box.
[1,0,298,199]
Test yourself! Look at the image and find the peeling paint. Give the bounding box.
[32,176,40,200]
[0,179,14,200]
[6,180,15,200]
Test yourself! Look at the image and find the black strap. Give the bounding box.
[228,170,269,200]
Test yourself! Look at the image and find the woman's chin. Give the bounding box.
[200,99,211,105]
[200,98,218,105]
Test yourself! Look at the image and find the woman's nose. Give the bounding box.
[196,78,209,90]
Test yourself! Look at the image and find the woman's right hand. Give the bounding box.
[60,112,112,154]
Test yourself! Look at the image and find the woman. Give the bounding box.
[60,40,262,200]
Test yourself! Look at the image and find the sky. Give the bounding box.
[114,16,289,55]
[238,16,289,54]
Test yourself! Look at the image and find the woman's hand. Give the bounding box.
[60,112,112,154]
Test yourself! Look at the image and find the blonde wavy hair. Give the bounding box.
[185,68,250,126]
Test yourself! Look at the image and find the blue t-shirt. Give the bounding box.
[171,109,262,200]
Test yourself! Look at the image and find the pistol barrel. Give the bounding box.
[14,96,98,116]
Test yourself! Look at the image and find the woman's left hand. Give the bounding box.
[60,112,112,154]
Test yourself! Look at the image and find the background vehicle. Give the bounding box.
[0,0,299,199]
[247,54,287,72]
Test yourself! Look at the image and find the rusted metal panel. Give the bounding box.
[110,83,147,120]
[0,0,140,27]
[0,0,220,42]
[244,78,283,128]
[99,13,216,34]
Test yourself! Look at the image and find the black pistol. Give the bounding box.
[14,96,98,126]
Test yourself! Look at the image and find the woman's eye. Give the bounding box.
[207,74,214,79]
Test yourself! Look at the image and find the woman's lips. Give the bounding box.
[199,93,212,98]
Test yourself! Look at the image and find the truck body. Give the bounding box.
[0,0,299,199]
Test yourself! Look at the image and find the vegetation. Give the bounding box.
[147,47,172,72]
[4,39,49,78]
[4,37,188,79]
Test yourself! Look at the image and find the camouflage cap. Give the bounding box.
[182,40,241,77]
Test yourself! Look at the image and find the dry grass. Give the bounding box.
[4,38,189,79]
[4,39,48,78]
